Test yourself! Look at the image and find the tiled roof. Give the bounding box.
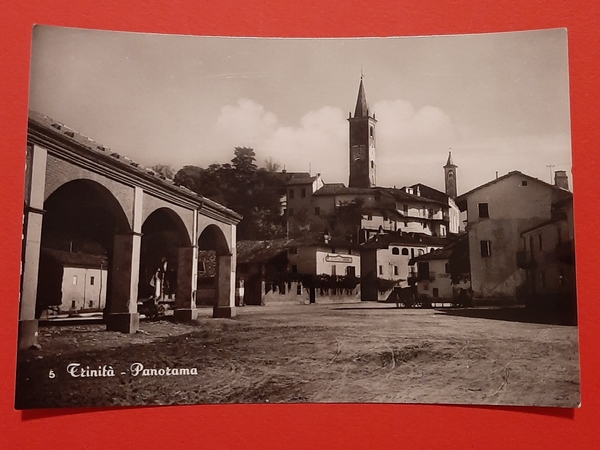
[456,171,572,206]
[409,233,468,263]
[361,231,448,250]
[285,173,317,186]
[312,183,376,196]
[236,240,292,265]
[380,187,443,205]
[28,111,242,220]
[41,248,107,268]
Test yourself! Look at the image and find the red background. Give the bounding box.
[1,1,598,449]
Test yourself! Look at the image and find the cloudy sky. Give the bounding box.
[28,27,572,194]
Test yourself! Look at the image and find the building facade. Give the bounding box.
[519,197,576,323]
[456,171,572,300]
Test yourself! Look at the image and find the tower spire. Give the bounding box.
[443,150,458,198]
[445,150,456,168]
[349,75,377,188]
[354,76,369,118]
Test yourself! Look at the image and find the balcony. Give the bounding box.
[516,250,536,270]
[555,240,574,265]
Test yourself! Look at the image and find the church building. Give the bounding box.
[285,75,460,241]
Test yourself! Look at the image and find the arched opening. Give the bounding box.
[36,179,130,320]
[138,208,191,318]
[197,225,234,318]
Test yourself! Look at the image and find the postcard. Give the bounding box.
[15,26,579,409]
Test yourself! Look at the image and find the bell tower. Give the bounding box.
[444,151,458,198]
[348,76,377,188]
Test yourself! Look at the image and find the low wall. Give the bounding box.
[262,281,361,306]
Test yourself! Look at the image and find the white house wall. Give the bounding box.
[60,267,108,312]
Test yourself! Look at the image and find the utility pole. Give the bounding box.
[546,164,555,184]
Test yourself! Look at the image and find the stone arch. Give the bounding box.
[198,224,231,256]
[197,224,235,318]
[36,179,131,320]
[43,162,135,228]
[139,208,192,304]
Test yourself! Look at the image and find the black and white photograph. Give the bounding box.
[15,26,579,409]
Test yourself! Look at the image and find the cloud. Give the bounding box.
[215,100,348,178]
[371,100,457,188]
[216,98,279,145]
[262,106,347,177]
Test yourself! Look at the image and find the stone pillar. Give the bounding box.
[213,254,236,318]
[174,210,198,321]
[106,186,142,333]
[18,145,47,350]
[174,246,198,321]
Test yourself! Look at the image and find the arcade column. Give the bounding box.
[18,145,47,349]
[174,245,198,321]
[213,253,236,318]
[106,187,142,333]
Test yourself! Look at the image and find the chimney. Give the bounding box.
[554,170,569,190]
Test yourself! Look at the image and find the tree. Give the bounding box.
[173,148,288,240]
[264,157,281,173]
[324,198,365,242]
[151,164,175,179]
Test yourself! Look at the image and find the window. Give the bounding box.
[371,161,374,169]
[445,263,450,273]
[529,236,534,255]
[411,248,415,258]
[392,247,400,255]
[289,189,295,199]
[370,126,374,138]
[383,213,388,221]
[478,203,490,218]
[301,188,307,198]
[198,261,206,273]
[433,288,439,298]
[72,276,78,285]
[378,265,383,275]
[401,248,409,256]
[538,234,543,250]
[314,207,320,216]
[331,265,337,276]
[403,204,408,214]
[522,180,528,186]
[296,284,302,295]
[90,276,95,285]
[346,266,356,277]
[367,213,372,220]
[480,240,492,257]
[394,266,399,276]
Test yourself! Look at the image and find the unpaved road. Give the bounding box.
[15,303,580,408]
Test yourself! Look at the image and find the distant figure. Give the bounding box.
[236,279,245,306]
[150,257,168,301]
